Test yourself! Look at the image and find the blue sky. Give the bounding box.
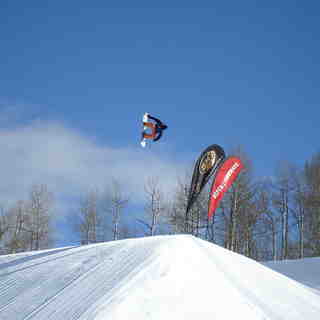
[1,1,320,243]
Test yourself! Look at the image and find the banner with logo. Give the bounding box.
[208,156,244,219]
[186,144,225,214]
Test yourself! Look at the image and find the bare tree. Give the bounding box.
[168,171,208,237]
[167,176,189,234]
[25,184,54,250]
[141,177,165,236]
[0,185,54,255]
[5,200,31,253]
[108,179,128,241]
[303,153,320,256]
[240,182,276,260]
[0,205,10,253]
[76,189,100,245]
[258,186,280,261]
[291,167,307,258]
[221,148,255,253]
[272,162,294,260]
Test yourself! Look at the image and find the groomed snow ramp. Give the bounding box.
[0,235,319,320]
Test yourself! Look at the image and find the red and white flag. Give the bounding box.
[208,156,244,219]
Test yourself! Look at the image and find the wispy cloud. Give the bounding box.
[0,115,186,212]
[0,101,43,128]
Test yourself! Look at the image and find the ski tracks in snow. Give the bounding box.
[1,235,320,319]
[0,237,165,320]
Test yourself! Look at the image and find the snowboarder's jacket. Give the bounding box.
[143,115,168,141]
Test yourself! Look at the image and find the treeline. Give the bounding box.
[1,151,320,262]
[170,150,320,261]
[0,184,54,253]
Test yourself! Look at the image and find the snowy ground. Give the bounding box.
[0,235,319,319]
[264,257,320,293]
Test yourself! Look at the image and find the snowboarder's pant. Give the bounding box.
[143,122,157,139]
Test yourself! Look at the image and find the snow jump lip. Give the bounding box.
[0,235,319,320]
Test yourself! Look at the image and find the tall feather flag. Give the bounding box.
[186,144,225,215]
[208,156,244,219]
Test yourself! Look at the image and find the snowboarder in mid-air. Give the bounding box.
[141,113,168,147]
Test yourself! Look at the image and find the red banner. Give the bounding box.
[208,156,244,219]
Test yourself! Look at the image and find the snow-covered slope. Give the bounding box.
[0,235,319,319]
[264,257,320,293]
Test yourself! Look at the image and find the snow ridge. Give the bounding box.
[0,235,320,319]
